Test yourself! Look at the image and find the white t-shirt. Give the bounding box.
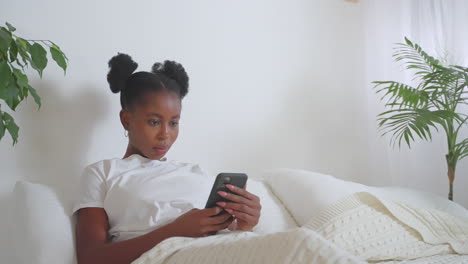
[72,154,213,242]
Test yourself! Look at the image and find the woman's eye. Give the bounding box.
[170,121,179,127]
[148,120,160,126]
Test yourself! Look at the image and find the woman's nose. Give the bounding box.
[157,124,169,140]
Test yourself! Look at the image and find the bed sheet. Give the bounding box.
[373,254,468,264]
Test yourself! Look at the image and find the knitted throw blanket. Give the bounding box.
[133,192,467,264]
[132,228,365,264]
[304,192,468,262]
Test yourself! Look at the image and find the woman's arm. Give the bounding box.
[76,207,233,264]
[76,208,173,264]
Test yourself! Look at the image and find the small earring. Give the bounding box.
[124,130,128,137]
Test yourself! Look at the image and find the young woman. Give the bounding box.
[73,54,262,264]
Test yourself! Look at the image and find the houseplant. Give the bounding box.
[374,37,468,201]
[0,22,67,145]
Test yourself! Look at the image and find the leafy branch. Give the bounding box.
[0,22,68,145]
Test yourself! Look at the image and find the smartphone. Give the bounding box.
[205,173,248,208]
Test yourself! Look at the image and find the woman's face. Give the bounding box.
[121,90,181,160]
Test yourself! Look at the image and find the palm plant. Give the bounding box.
[374,37,468,201]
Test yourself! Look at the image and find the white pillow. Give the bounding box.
[247,179,298,234]
[264,169,369,226]
[264,168,468,226]
[7,178,295,264]
[1,191,14,264]
[11,181,76,264]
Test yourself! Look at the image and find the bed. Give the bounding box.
[3,168,468,264]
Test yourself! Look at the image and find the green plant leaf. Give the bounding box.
[19,84,28,99]
[2,111,19,144]
[8,40,18,62]
[16,38,28,49]
[29,43,48,77]
[0,65,23,111]
[27,85,41,108]
[12,68,28,88]
[0,110,5,140]
[0,28,12,53]
[12,68,29,100]
[0,61,11,88]
[50,45,67,73]
[377,108,454,148]
[404,37,413,46]
[374,81,430,109]
[0,80,21,111]
[5,22,16,32]
[393,38,441,80]
[16,39,31,67]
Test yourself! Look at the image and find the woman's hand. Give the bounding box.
[168,206,234,237]
[216,184,261,231]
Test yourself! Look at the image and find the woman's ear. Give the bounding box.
[120,110,130,130]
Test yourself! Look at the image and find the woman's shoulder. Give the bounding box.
[81,157,120,178]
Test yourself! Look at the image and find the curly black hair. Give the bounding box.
[107,53,189,110]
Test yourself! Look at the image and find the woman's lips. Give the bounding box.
[153,146,168,154]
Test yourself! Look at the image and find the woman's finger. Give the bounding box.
[227,209,256,224]
[203,206,223,217]
[217,201,258,216]
[206,217,234,233]
[226,184,260,202]
[217,191,253,205]
[208,212,232,225]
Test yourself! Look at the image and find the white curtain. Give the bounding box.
[361,0,468,206]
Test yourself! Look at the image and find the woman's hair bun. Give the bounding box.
[152,60,189,97]
[107,53,138,93]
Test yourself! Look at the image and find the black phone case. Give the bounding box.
[205,173,248,208]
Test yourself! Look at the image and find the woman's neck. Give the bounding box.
[122,144,141,159]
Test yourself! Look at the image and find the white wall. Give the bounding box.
[1,0,467,222]
[0,2,366,257]
[0,0,366,204]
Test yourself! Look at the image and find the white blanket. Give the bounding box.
[305,192,468,262]
[132,228,365,264]
[375,254,468,264]
[133,192,468,264]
